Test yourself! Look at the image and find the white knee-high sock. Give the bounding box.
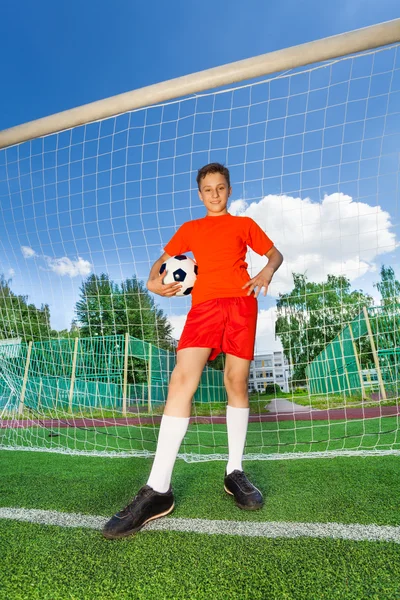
[226,405,250,475]
[147,414,190,493]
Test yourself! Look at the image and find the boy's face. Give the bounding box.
[198,172,232,216]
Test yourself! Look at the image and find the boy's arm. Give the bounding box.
[147,252,183,297]
[242,246,283,298]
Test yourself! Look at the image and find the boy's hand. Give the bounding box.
[147,272,182,297]
[242,267,274,298]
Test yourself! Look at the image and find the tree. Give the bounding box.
[375,265,400,309]
[118,277,172,348]
[75,273,119,337]
[275,273,374,385]
[0,274,52,342]
[75,274,174,383]
[373,265,400,355]
[76,273,173,344]
[209,353,225,371]
[55,320,80,339]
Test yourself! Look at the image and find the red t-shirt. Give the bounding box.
[164,214,274,306]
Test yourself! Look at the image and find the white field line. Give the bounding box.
[1,507,399,543]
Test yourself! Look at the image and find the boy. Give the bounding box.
[103,163,283,539]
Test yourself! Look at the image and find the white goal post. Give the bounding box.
[0,19,400,460]
[0,19,399,148]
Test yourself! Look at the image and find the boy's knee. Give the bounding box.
[170,366,198,389]
[224,371,248,393]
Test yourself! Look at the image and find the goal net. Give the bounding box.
[0,24,399,459]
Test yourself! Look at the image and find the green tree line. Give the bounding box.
[0,266,398,383]
[0,275,51,342]
[275,266,400,386]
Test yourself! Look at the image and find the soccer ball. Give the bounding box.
[159,255,198,296]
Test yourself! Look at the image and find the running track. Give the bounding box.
[1,406,398,429]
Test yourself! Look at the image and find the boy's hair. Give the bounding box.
[196,163,230,190]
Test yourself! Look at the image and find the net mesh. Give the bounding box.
[0,41,399,459]
[306,305,400,398]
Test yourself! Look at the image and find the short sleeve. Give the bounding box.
[164,222,191,256]
[246,218,274,256]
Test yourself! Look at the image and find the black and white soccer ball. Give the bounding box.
[159,255,198,296]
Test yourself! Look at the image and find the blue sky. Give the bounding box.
[0,1,399,350]
[1,0,399,130]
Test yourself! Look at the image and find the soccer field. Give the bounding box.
[1,10,400,599]
[2,416,400,458]
[1,449,400,599]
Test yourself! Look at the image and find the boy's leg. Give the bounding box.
[223,353,263,510]
[102,347,211,539]
[224,353,251,474]
[147,347,212,492]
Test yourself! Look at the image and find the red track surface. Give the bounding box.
[1,406,398,429]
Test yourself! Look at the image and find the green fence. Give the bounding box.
[306,305,400,397]
[0,334,226,413]
[306,321,362,396]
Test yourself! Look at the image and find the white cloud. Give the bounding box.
[168,313,187,340]
[229,199,248,215]
[21,245,92,278]
[8,268,15,277]
[21,246,36,258]
[254,307,283,354]
[230,192,397,295]
[45,256,92,278]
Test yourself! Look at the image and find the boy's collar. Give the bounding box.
[204,213,232,218]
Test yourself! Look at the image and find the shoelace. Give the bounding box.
[119,486,152,516]
[234,471,255,493]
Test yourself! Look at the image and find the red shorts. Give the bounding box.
[177,296,258,361]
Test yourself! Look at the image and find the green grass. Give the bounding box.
[2,416,400,456]
[1,451,400,525]
[2,400,262,420]
[3,395,274,419]
[0,451,400,599]
[2,521,399,600]
[292,393,399,410]
[5,391,396,423]
[153,400,230,416]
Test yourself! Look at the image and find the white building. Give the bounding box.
[248,351,291,394]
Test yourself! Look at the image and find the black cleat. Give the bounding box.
[224,470,264,510]
[102,485,174,539]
